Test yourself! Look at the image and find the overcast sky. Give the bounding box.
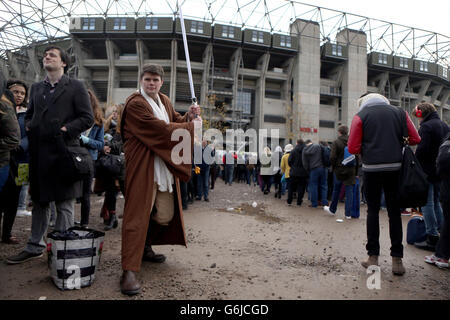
[302,0,450,35]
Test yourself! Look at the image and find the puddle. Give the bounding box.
[219,203,283,224]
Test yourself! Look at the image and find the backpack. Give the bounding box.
[341,146,356,167]
[406,215,427,245]
[321,146,331,167]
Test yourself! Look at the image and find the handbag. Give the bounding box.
[96,153,124,177]
[62,146,94,183]
[398,111,428,208]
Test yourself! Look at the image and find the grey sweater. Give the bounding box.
[302,143,323,172]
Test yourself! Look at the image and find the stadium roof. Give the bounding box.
[1,0,449,67]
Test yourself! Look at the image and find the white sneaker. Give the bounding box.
[345,216,352,220]
[323,206,335,216]
[336,219,344,223]
[16,209,32,217]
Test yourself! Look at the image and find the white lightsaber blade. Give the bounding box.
[178,4,197,105]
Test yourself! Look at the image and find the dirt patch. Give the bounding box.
[0,181,449,300]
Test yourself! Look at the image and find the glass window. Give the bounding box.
[378,54,388,64]
[229,27,234,38]
[332,44,337,56]
[145,18,158,30]
[82,18,89,30]
[258,32,264,43]
[190,21,204,33]
[237,91,252,114]
[89,18,95,30]
[190,21,197,33]
[222,26,234,38]
[222,25,228,37]
[444,68,448,78]
[113,18,120,30]
[252,30,258,42]
[400,57,408,68]
[280,36,292,48]
[337,45,342,56]
[120,18,126,30]
[420,61,428,72]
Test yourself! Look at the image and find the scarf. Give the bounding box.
[140,89,174,193]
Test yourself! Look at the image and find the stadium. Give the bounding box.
[1,0,449,144]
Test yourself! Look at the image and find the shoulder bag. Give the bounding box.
[398,110,428,208]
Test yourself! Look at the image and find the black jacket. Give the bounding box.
[415,111,450,183]
[288,143,308,178]
[26,75,94,203]
[438,132,450,204]
[330,135,356,185]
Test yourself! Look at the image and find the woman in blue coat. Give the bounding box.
[77,90,104,227]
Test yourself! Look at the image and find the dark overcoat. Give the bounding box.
[330,135,357,185]
[415,111,450,183]
[25,75,94,203]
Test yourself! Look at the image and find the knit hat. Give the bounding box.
[284,144,294,153]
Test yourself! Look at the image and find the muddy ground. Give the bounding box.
[0,180,448,300]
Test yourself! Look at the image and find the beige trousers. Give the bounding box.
[150,183,174,226]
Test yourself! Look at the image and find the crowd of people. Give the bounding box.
[0,45,449,296]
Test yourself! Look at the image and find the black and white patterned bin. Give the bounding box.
[47,227,105,290]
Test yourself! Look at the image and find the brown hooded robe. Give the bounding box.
[120,92,194,272]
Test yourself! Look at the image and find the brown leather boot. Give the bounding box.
[392,257,406,276]
[361,255,379,268]
[120,270,141,296]
[142,246,166,263]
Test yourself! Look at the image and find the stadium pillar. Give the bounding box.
[255,53,270,132]
[337,29,368,128]
[290,19,321,143]
[106,39,119,107]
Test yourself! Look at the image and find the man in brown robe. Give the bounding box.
[119,64,201,295]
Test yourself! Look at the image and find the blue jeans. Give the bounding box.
[0,165,9,193]
[330,174,354,217]
[422,183,443,236]
[197,166,210,199]
[309,167,328,207]
[225,165,234,185]
[352,178,360,218]
[281,179,287,195]
[17,184,29,211]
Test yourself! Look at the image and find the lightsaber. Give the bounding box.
[178,3,197,106]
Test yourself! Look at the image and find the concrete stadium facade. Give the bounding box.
[2,17,449,145]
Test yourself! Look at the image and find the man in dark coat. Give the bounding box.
[413,102,450,251]
[324,125,357,219]
[287,139,309,206]
[7,46,93,264]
